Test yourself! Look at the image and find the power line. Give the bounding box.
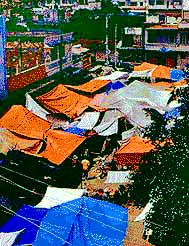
[0,165,128,214]
[0,204,73,245]
[0,165,48,185]
[0,175,127,234]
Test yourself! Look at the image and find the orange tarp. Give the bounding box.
[134,62,171,79]
[116,136,155,166]
[149,25,178,29]
[0,128,43,155]
[152,65,171,80]
[65,80,110,93]
[0,105,86,164]
[150,80,187,90]
[35,130,86,165]
[0,105,51,139]
[134,62,157,72]
[36,84,100,119]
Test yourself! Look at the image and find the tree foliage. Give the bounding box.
[128,86,189,245]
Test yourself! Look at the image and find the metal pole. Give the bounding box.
[115,23,117,69]
[105,15,109,65]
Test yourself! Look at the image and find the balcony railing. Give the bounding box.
[145,43,189,51]
[148,4,182,10]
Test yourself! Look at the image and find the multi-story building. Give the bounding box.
[6,32,74,77]
[117,0,189,68]
[144,23,189,68]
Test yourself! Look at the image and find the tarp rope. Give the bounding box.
[0,175,127,233]
[0,204,73,245]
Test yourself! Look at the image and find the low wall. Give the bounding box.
[8,65,47,91]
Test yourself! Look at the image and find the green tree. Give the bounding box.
[129,87,189,245]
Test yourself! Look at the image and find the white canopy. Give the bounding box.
[36,187,84,209]
[93,110,122,136]
[95,71,128,81]
[77,112,100,130]
[134,200,154,222]
[25,93,49,121]
[105,171,131,183]
[0,229,24,246]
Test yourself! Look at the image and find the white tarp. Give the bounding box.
[126,107,152,128]
[115,81,171,109]
[95,71,128,81]
[25,93,49,121]
[77,112,100,129]
[105,171,131,183]
[91,95,152,129]
[129,70,152,79]
[121,127,137,141]
[0,230,24,246]
[93,110,122,136]
[94,120,118,136]
[134,200,155,222]
[90,80,173,128]
[36,187,84,209]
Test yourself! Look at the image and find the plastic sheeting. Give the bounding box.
[0,128,43,155]
[25,93,49,121]
[37,130,86,165]
[77,112,100,129]
[65,80,110,93]
[0,230,24,246]
[34,197,128,246]
[94,120,118,136]
[116,81,171,109]
[0,105,51,139]
[116,136,154,165]
[170,69,184,82]
[105,81,125,93]
[94,110,122,136]
[94,71,129,81]
[134,200,154,222]
[0,205,48,245]
[134,63,171,80]
[134,62,157,72]
[1,198,128,246]
[36,187,84,209]
[163,106,181,120]
[129,70,152,79]
[63,127,87,136]
[36,85,98,119]
[91,81,171,111]
[105,171,130,183]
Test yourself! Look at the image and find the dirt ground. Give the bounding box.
[82,178,153,246]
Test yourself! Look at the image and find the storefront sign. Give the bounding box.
[125,27,142,35]
[0,16,8,99]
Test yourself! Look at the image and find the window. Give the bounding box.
[149,0,155,5]
[148,30,159,43]
[156,0,165,4]
[180,33,189,46]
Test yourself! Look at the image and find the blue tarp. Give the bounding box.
[0,197,128,246]
[163,106,181,120]
[63,127,87,136]
[106,81,125,93]
[0,205,48,245]
[34,197,128,246]
[170,69,184,81]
